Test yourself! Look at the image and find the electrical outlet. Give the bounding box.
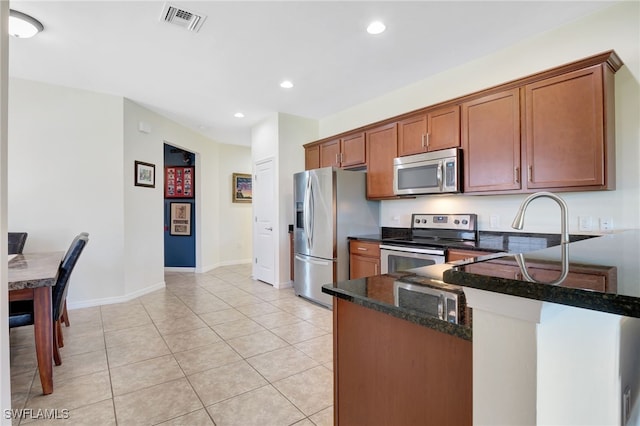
[490,215,500,229]
[578,216,593,232]
[600,217,614,231]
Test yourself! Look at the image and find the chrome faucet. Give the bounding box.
[511,191,570,245]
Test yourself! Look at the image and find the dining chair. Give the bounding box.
[59,232,89,328]
[9,233,89,366]
[8,232,28,254]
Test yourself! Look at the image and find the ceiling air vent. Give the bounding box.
[160,3,206,32]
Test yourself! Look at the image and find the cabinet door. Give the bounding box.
[341,132,366,168]
[305,145,320,170]
[320,139,341,168]
[350,254,380,279]
[397,114,427,156]
[447,249,493,263]
[525,65,605,189]
[427,105,460,151]
[366,123,398,199]
[462,89,521,192]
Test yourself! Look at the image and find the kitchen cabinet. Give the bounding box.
[307,132,366,170]
[365,123,398,199]
[319,138,341,168]
[464,258,616,292]
[349,240,380,279]
[462,88,522,193]
[333,297,472,425]
[397,105,460,157]
[524,65,613,190]
[447,248,494,263]
[305,144,320,170]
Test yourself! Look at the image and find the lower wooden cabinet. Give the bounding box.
[349,240,380,279]
[464,258,616,292]
[334,298,472,425]
[447,248,494,262]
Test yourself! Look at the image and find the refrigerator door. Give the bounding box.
[294,167,335,260]
[294,253,335,308]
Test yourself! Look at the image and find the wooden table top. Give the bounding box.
[8,251,64,291]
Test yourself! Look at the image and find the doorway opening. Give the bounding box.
[164,143,196,269]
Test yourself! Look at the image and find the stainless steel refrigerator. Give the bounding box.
[293,167,380,308]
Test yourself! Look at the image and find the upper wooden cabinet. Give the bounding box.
[366,123,397,199]
[306,132,366,170]
[462,88,522,193]
[305,144,320,170]
[303,51,621,194]
[398,105,460,157]
[524,65,612,190]
[319,138,341,168]
[340,132,366,168]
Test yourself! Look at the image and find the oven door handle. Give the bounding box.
[380,245,445,256]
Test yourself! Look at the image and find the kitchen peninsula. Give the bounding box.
[323,230,640,426]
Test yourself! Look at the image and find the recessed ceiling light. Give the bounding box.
[367,21,386,35]
[234,112,245,118]
[9,9,44,38]
[280,80,294,89]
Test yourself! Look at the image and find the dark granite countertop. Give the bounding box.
[444,229,640,318]
[349,229,596,254]
[321,273,473,341]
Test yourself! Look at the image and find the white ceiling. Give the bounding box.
[8,1,619,147]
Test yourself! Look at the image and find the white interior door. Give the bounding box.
[253,158,275,284]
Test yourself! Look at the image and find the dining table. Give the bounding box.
[8,251,64,395]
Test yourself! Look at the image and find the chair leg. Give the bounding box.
[53,321,62,366]
[56,321,64,348]
[61,300,70,327]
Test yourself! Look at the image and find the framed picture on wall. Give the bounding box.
[232,173,252,203]
[165,166,194,198]
[134,161,155,188]
[170,202,191,236]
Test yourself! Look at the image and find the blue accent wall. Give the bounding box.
[164,144,196,267]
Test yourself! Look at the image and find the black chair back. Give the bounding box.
[52,233,89,321]
[8,232,28,254]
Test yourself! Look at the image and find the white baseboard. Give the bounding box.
[67,281,166,310]
[274,280,293,289]
[164,267,196,273]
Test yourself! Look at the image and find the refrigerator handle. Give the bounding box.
[304,177,312,249]
[309,178,314,248]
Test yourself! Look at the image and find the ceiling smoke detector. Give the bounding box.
[160,3,206,32]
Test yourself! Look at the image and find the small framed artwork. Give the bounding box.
[170,202,192,236]
[165,166,194,198]
[134,161,155,188]
[232,173,252,203]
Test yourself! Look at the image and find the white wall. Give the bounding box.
[318,2,640,234]
[217,143,253,265]
[6,81,253,309]
[251,112,318,286]
[9,78,126,305]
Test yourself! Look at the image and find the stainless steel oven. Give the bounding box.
[380,245,445,274]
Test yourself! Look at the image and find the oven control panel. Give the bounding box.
[411,214,477,231]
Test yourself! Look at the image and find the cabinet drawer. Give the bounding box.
[349,241,380,257]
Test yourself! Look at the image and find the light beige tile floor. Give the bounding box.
[9,264,334,426]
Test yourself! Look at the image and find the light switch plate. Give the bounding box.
[600,217,613,231]
[578,216,593,231]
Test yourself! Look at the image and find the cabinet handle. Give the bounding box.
[421,134,426,148]
[425,133,430,148]
[357,247,368,251]
[375,264,378,275]
[515,167,520,183]
[336,153,340,165]
[528,165,533,182]
[340,152,344,163]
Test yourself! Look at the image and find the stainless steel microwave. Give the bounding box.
[393,280,465,324]
[393,148,461,195]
